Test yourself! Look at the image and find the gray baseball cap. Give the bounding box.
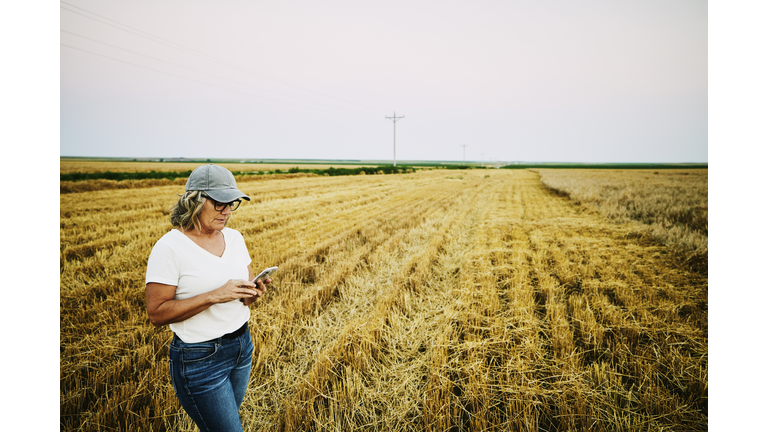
[185,164,251,202]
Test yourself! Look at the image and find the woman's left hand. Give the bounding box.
[242,278,271,306]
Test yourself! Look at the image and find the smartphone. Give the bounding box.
[252,266,278,283]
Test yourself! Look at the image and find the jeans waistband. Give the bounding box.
[174,322,248,345]
[222,321,248,340]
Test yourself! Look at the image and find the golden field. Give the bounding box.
[60,168,707,431]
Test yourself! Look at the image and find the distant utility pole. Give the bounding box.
[481,153,485,168]
[385,111,405,166]
[460,144,469,163]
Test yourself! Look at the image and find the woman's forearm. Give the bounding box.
[148,291,217,327]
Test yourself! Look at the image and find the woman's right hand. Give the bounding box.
[208,279,259,304]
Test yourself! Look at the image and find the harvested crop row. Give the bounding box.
[268,179,492,431]
[518,171,707,430]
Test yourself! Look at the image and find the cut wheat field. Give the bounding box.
[60,169,708,431]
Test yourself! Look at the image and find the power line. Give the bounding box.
[60,1,388,113]
[61,43,376,122]
[60,29,374,118]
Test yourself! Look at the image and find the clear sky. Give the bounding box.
[59,0,708,163]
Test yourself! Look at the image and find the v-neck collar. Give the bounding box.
[174,228,227,258]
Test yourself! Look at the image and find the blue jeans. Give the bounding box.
[169,325,253,432]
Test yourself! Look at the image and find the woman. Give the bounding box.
[145,164,270,432]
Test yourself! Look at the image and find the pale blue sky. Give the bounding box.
[59,0,708,163]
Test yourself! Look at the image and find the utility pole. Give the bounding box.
[460,144,468,163]
[385,112,405,166]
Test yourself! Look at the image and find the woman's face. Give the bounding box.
[198,197,232,233]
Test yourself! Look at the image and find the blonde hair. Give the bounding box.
[169,191,206,232]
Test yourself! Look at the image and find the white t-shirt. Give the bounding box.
[146,227,252,343]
